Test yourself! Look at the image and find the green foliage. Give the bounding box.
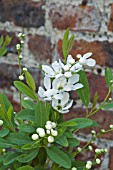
[105,68,113,87]
[17,165,34,170]
[62,28,74,61]
[0,35,12,57]
[102,102,113,109]
[77,70,90,107]
[24,70,36,92]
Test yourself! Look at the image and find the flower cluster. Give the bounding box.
[38,53,96,113]
[31,121,58,143]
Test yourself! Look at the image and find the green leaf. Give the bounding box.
[6,132,32,145]
[56,135,68,147]
[105,68,113,87]
[0,129,9,137]
[38,147,47,165]
[3,35,12,46]
[35,101,48,127]
[58,121,77,127]
[0,36,3,46]
[62,28,69,59]
[17,165,34,170]
[14,81,38,101]
[16,109,35,122]
[91,92,98,111]
[102,102,113,109]
[67,35,74,54]
[72,160,86,169]
[18,124,36,133]
[22,100,35,110]
[17,149,39,163]
[46,146,71,168]
[24,70,36,92]
[0,138,13,148]
[0,46,7,56]
[68,138,80,147]
[77,70,90,107]
[3,152,21,165]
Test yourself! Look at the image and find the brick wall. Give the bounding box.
[0,0,113,169]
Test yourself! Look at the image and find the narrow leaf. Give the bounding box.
[16,109,35,122]
[62,28,69,59]
[3,152,21,165]
[24,70,36,92]
[105,68,113,87]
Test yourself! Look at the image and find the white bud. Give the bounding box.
[104,148,108,153]
[0,120,3,126]
[101,129,106,133]
[2,149,6,152]
[16,44,20,50]
[46,130,51,134]
[64,65,69,71]
[88,145,93,151]
[18,33,22,37]
[64,71,72,78]
[46,121,52,124]
[96,158,101,164]
[45,124,52,130]
[110,125,113,129]
[48,136,54,143]
[19,75,24,80]
[23,67,27,71]
[31,134,39,140]
[71,167,77,170]
[19,55,23,59]
[91,130,96,135]
[21,40,24,44]
[36,127,44,133]
[87,161,92,165]
[51,122,56,128]
[24,97,28,100]
[77,147,82,152]
[51,129,58,136]
[76,54,82,58]
[95,149,101,154]
[86,164,92,169]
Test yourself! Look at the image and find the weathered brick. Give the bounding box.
[108,4,113,32]
[108,147,113,170]
[49,3,101,31]
[0,0,45,28]
[64,108,113,140]
[57,39,113,67]
[28,34,54,63]
[71,73,109,103]
[0,30,20,54]
[0,63,41,89]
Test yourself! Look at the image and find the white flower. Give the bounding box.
[96,158,101,164]
[79,52,96,67]
[31,134,39,140]
[48,136,54,143]
[51,129,58,136]
[0,120,3,126]
[52,92,73,113]
[19,75,24,80]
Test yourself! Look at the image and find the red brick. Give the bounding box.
[108,4,113,32]
[108,147,113,170]
[0,30,20,54]
[0,0,45,28]
[49,3,101,31]
[28,34,54,63]
[57,39,113,67]
[64,108,113,140]
[71,73,109,103]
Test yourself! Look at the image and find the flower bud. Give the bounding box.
[18,33,22,37]
[38,129,45,137]
[31,134,39,140]
[19,55,23,59]
[110,125,113,129]
[86,164,92,169]
[46,121,52,124]
[23,67,27,71]
[95,149,101,154]
[71,167,77,170]
[77,147,82,152]
[16,44,21,50]
[96,158,101,164]
[87,161,92,165]
[76,54,82,58]
[36,127,44,133]
[51,129,58,136]
[19,75,24,80]
[51,122,56,128]
[0,120,3,126]
[64,65,69,71]
[64,71,72,78]
[48,136,54,143]
[101,129,106,133]
[24,97,28,100]
[45,123,52,130]
[46,130,51,134]
[88,145,93,151]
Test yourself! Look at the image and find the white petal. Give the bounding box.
[87,58,96,67]
[52,61,60,73]
[83,52,92,59]
[61,92,69,106]
[38,87,45,97]
[79,57,86,65]
[54,93,63,99]
[55,73,63,78]
[59,59,65,69]
[71,83,83,90]
[44,89,57,97]
[52,99,58,107]
[42,65,54,77]
[63,100,73,110]
[67,55,75,65]
[59,109,69,114]
[64,83,72,91]
[44,97,52,101]
[44,76,51,90]
[68,74,79,84]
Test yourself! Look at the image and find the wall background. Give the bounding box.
[0,0,113,169]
